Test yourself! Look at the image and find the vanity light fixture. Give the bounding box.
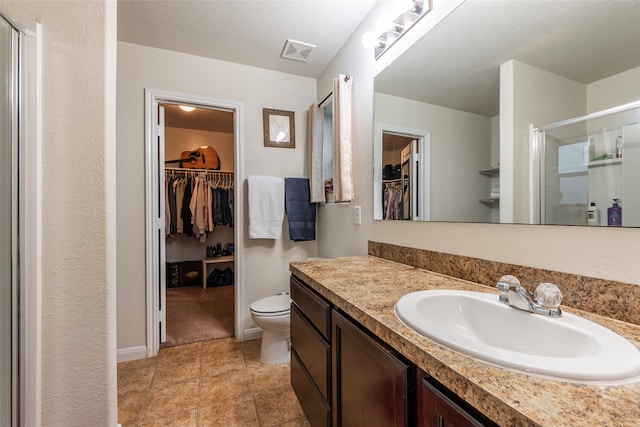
[367,0,430,59]
[179,105,195,112]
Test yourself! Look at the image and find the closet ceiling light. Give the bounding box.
[179,105,195,112]
[280,39,316,63]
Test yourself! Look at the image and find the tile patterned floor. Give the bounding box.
[117,338,309,426]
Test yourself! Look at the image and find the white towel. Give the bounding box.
[248,175,285,239]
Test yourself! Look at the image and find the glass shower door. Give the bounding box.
[534,104,639,226]
[0,13,18,426]
[542,126,590,226]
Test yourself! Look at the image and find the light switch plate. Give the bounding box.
[354,205,361,225]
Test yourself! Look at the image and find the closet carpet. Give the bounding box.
[165,284,234,348]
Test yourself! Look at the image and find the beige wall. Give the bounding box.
[116,42,318,351]
[0,1,118,425]
[164,127,235,172]
[501,59,586,223]
[317,2,640,285]
[588,66,640,113]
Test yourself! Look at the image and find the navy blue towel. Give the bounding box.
[284,178,316,241]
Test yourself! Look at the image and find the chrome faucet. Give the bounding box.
[496,275,562,318]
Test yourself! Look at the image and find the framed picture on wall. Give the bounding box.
[263,108,295,148]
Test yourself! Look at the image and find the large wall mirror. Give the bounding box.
[373,0,640,226]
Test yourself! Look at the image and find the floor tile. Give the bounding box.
[201,336,242,354]
[157,341,203,363]
[139,379,200,422]
[137,408,198,427]
[117,389,147,426]
[117,338,308,426]
[241,341,263,367]
[118,363,157,395]
[152,358,201,388]
[273,417,311,427]
[200,367,252,406]
[199,395,259,426]
[248,362,290,394]
[255,384,305,426]
[202,349,246,377]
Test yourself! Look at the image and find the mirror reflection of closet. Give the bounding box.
[162,104,236,347]
[381,130,428,221]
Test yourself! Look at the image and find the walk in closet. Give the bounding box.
[382,132,417,220]
[162,103,236,347]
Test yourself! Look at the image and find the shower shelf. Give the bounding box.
[480,197,500,205]
[478,167,500,177]
[588,158,622,168]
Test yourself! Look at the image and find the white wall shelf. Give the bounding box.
[202,255,234,288]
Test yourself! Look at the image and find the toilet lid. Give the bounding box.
[250,294,291,315]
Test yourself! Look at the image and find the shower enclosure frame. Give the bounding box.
[530,100,640,225]
[0,12,42,426]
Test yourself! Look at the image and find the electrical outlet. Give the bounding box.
[354,205,361,225]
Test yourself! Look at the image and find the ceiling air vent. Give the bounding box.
[280,39,316,63]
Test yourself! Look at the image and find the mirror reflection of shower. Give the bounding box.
[532,102,640,227]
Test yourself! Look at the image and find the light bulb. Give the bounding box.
[362,31,378,49]
[179,105,195,112]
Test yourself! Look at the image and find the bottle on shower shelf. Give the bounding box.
[615,135,623,158]
[587,202,600,226]
[607,199,622,227]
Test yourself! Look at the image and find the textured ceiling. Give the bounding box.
[375,1,640,117]
[117,0,378,79]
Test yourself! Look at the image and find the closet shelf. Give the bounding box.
[165,167,235,174]
[203,255,234,263]
[202,255,235,288]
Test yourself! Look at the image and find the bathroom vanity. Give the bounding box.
[289,255,640,427]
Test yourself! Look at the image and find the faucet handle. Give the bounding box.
[535,283,563,308]
[496,275,522,302]
[496,275,522,292]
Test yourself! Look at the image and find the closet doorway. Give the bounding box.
[145,90,244,356]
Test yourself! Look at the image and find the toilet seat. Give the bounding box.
[250,294,291,317]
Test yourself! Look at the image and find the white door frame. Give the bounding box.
[144,89,245,356]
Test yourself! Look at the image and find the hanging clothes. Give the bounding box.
[383,181,405,220]
[165,170,235,238]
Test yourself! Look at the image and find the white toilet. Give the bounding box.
[250,293,291,364]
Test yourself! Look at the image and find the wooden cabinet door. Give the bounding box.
[417,370,496,427]
[332,310,411,427]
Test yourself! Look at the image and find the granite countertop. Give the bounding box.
[290,256,640,427]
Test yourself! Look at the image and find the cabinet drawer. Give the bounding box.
[292,348,331,427]
[291,304,331,400]
[290,275,331,339]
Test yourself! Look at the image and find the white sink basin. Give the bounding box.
[395,290,640,383]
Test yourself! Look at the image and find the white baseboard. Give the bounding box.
[117,346,147,362]
[243,327,263,341]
